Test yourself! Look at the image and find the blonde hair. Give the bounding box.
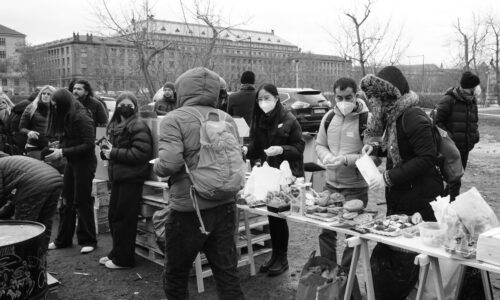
[29,85,56,118]
[0,92,14,115]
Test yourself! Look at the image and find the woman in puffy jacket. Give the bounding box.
[99,92,153,269]
[244,83,305,276]
[19,85,56,159]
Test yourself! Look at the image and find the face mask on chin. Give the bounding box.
[259,101,276,114]
[336,101,356,115]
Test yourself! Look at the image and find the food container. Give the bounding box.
[267,202,291,213]
[419,222,445,247]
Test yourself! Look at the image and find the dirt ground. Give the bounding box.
[46,112,500,300]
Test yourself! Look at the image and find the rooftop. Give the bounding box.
[0,24,26,37]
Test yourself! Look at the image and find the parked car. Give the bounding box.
[100,96,116,120]
[277,88,331,133]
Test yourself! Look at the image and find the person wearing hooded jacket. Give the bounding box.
[243,83,305,277]
[316,77,376,300]
[98,92,153,269]
[154,67,245,300]
[154,82,177,115]
[435,71,480,201]
[360,66,444,300]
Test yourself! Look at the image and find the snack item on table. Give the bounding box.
[326,206,343,214]
[316,206,328,213]
[353,213,373,224]
[317,194,329,207]
[313,212,336,219]
[342,212,359,220]
[306,206,318,214]
[329,192,345,203]
[343,199,364,212]
[365,215,415,236]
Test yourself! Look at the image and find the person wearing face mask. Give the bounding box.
[435,71,480,201]
[315,77,379,300]
[19,85,56,159]
[99,92,153,269]
[244,83,305,276]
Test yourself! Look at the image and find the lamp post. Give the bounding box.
[293,59,299,88]
[408,54,425,92]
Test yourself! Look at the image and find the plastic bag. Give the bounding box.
[407,259,462,300]
[450,187,498,239]
[355,154,380,186]
[243,162,288,202]
[296,251,347,300]
[152,206,170,253]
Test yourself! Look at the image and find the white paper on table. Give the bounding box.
[355,154,380,186]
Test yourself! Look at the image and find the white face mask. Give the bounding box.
[474,85,482,98]
[259,100,276,114]
[336,101,356,115]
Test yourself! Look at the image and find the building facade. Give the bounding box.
[30,19,351,96]
[0,24,28,95]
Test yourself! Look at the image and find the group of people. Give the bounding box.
[0,64,482,299]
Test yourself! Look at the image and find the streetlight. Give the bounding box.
[408,54,425,92]
[293,59,299,88]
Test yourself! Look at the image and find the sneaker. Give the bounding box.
[80,246,95,254]
[48,242,57,250]
[105,260,129,269]
[99,257,110,265]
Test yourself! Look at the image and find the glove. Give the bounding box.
[27,131,40,139]
[362,144,373,155]
[411,212,423,224]
[44,148,63,162]
[241,146,248,156]
[102,149,111,160]
[264,146,283,157]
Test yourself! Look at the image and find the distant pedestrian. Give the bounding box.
[72,79,108,126]
[0,92,14,153]
[98,92,153,269]
[217,77,228,111]
[19,85,56,159]
[227,70,256,126]
[0,152,63,249]
[435,71,480,200]
[154,81,176,115]
[6,89,39,154]
[46,88,98,254]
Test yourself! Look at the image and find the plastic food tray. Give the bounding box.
[305,213,344,225]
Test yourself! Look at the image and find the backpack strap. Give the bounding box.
[323,109,336,133]
[323,109,368,139]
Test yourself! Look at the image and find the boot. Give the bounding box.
[267,253,288,276]
[259,252,277,273]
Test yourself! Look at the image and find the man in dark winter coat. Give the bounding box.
[154,82,176,116]
[227,70,256,126]
[0,152,63,248]
[435,71,480,200]
[72,79,108,127]
[7,90,39,153]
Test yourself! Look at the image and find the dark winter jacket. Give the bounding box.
[0,155,63,203]
[60,103,96,163]
[19,103,49,148]
[227,84,256,126]
[435,87,479,152]
[79,95,108,127]
[246,102,305,178]
[154,97,176,116]
[108,118,153,183]
[154,67,241,212]
[7,100,31,151]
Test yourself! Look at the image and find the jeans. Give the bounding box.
[15,188,61,249]
[163,203,244,300]
[318,185,368,300]
[55,159,97,248]
[446,150,469,201]
[107,182,142,267]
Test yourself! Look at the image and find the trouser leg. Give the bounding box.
[55,164,76,247]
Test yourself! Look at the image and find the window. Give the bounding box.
[1,78,7,86]
[0,38,5,45]
[0,50,5,59]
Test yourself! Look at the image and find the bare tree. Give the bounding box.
[93,0,176,98]
[330,0,400,76]
[487,16,500,105]
[454,15,489,72]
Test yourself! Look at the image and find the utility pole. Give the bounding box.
[293,59,299,88]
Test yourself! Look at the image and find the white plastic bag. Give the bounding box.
[243,162,286,201]
[355,154,380,186]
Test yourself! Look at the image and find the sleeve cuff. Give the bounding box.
[383,171,393,187]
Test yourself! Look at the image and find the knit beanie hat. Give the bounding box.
[240,71,255,84]
[376,66,410,95]
[163,82,175,91]
[460,71,480,89]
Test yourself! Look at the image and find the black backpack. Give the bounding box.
[323,110,369,139]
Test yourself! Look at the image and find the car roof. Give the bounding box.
[277,88,321,92]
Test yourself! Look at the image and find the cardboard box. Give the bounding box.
[95,127,109,181]
[477,227,500,266]
[92,179,110,196]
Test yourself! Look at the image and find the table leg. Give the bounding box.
[429,257,445,300]
[360,240,375,300]
[480,270,493,300]
[344,237,361,300]
[453,265,466,300]
[414,254,430,300]
[243,210,256,275]
[194,253,204,293]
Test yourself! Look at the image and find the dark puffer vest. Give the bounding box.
[435,87,479,152]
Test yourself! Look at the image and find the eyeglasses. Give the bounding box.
[42,92,52,96]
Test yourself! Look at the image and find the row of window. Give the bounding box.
[0,38,5,46]
[0,50,5,59]
[0,78,20,86]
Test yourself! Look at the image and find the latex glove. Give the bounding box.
[264,146,283,157]
[102,149,111,159]
[242,146,248,156]
[369,172,386,190]
[411,212,423,224]
[325,155,345,169]
[27,131,39,139]
[45,148,63,162]
[362,144,373,155]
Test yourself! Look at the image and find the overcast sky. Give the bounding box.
[1,0,499,67]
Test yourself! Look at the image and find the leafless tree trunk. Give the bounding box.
[454,15,488,72]
[488,17,500,105]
